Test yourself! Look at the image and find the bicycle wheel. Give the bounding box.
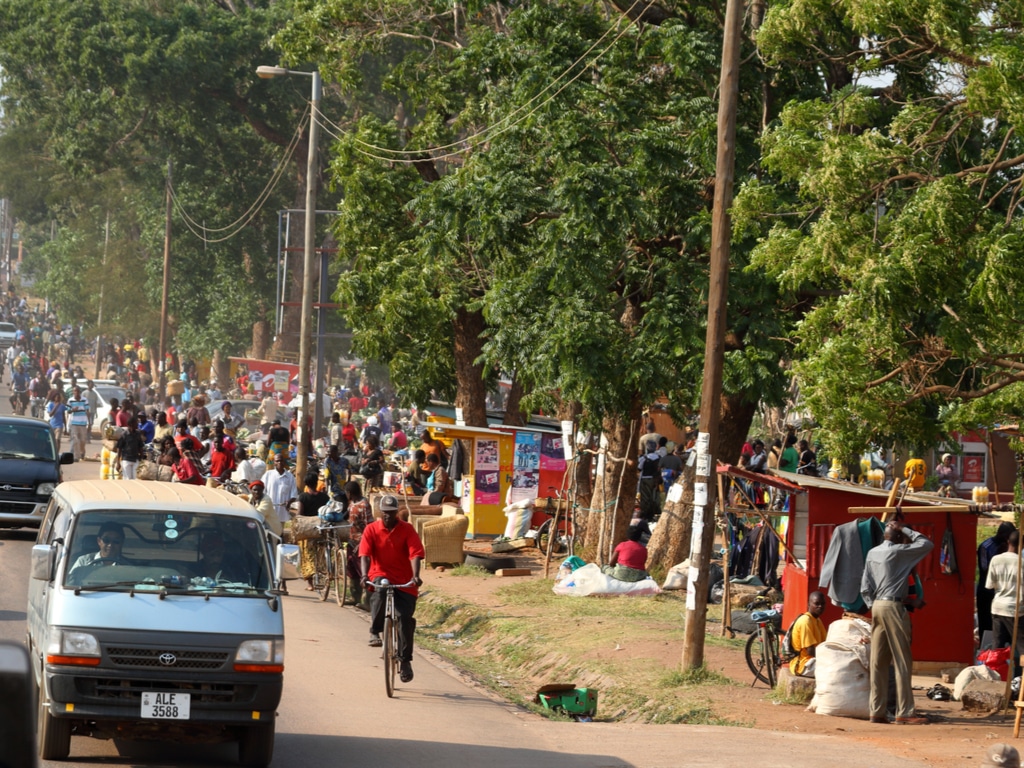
[314,542,331,602]
[745,627,779,687]
[334,544,348,606]
[383,615,396,698]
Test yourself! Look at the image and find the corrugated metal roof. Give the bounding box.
[770,469,974,507]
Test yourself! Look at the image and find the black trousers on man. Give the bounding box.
[370,586,417,662]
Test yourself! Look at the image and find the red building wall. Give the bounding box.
[782,485,976,665]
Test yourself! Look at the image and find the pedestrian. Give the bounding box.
[114,417,146,480]
[637,440,661,521]
[66,385,89,462]
[261,452,297,526]
[979,521,1016,641]
[986,527,1024,677]
[860,520,934,724]
[45,389,67,454]
[83,380,99,443]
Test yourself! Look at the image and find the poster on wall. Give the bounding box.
[962,453,986,484]
[540,434,566,471]
[511,432,541,503]
[475,469,500,505]
[274,370,290,393]
[475,439,501,505]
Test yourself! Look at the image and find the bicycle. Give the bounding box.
[311,522,351,606]
[367,577,416,697]
[743,609,783,688]
[534,486,574,555]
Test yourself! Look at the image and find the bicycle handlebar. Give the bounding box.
[364,578,417,589]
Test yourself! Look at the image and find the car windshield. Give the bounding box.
[0,422,54,460]
[63,510,273,594]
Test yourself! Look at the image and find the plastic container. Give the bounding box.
[973,486,990,504]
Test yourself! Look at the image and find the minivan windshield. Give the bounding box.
[63,511,272,594]
[0,422,54,460]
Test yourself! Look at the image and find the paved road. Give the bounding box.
[0,407,926,766]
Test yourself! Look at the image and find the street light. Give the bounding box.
[257,64,321,490]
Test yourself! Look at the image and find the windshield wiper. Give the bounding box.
[191,584,264,599]
[73,580,149,595]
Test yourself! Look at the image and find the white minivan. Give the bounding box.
[28,480,285,766]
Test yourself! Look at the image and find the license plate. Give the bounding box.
[140,691,190,720]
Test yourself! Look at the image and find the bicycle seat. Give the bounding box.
[750,609,779,623]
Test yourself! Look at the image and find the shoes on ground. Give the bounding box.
[368,634,382,648]
[400,661,414,683]
[895,715,929,725]
[868,716,890,724]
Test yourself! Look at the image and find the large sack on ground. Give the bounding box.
[808,617,871,719]
[954,664,1001,701]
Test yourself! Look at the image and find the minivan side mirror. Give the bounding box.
[30,544,56,581]
[59,452,74,465]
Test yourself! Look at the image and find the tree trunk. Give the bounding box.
[250,314,270,360]
[452,306,488,427]
[211,350,230,395]
[646,393,757,575]
[502,371,525,426]
[580,397,643,563]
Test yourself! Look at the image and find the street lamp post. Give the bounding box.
[257,65,321,490]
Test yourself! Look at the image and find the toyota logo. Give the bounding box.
[1,485,11,491]
[158,653,177,666]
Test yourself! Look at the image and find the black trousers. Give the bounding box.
[992,613,1024,677]
[370,586,417,662]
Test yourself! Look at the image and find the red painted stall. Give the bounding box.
[778,472,979,667]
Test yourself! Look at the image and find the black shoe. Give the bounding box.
[400,661,413,683]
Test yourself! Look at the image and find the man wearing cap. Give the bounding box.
[360,494,425,683]
[248,481,281,536]
[861,521,934,725]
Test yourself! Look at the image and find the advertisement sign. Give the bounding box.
[962,453,986,484]
[475,439,501,505]
[540,434,566,471]
[511,432,541,501]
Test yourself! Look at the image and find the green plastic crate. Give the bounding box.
[537,687,597,716]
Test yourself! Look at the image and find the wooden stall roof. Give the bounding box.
[716,463,806,494]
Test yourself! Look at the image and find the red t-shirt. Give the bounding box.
[614,540,648,571]
[358,519,425,596]
[341,423,357,444]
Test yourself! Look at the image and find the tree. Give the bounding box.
[278,0,794,571]
[0,0,331,363]
[737,0,1024,458]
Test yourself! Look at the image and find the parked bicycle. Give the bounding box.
[743,608,783,688]
[311,522,351,606]
[533,486,575,555]
[367,578,417,697]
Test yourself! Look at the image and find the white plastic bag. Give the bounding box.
[552,563,661,597]
[809,617,872,719]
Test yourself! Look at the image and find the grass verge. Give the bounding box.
[417,580,751,726]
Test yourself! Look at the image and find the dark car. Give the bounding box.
[0,416,73,529]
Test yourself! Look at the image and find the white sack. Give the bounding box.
[809,617,872,719]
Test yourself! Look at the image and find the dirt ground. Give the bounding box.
[424,541,1017,768]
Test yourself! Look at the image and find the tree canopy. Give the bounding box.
[736,0,1024,456]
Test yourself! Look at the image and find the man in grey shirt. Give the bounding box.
[861,521,934,725]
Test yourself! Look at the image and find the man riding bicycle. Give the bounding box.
[9,364,29,413]
[359,494,424,683]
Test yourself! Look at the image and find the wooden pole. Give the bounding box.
[681,0,743,671]
[93,212,110,380]
[158,158,172,391]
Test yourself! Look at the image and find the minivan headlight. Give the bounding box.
[37,482,56,496]
[234,639,284,673]
[46,630,100,666]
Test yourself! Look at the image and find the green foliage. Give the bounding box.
[741,0,1024,456]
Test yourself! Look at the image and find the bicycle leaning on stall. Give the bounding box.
[742,608,783,689]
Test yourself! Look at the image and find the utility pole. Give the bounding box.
[93,213,110,380]
[682,0,744,670]
[159,158,172,386]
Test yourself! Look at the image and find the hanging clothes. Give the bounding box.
[818,517,885,612]
[448,438,465,481]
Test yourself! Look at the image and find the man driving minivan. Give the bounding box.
[68,522,131,576]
